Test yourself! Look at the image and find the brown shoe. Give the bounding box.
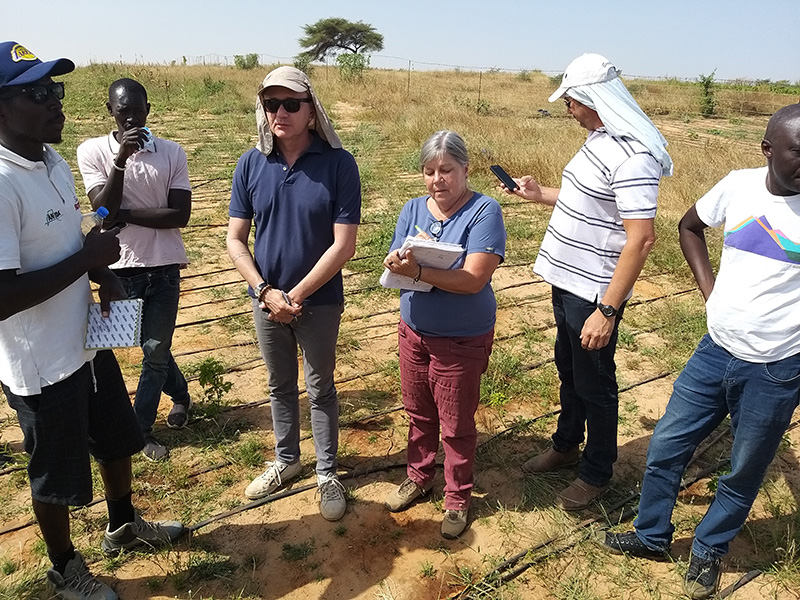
[556,477,609,511]
[521,446,580,474]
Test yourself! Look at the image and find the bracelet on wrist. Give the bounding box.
[413,265,423,283]
[111,161,126,172]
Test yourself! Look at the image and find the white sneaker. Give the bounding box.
[244,460,302,500]
[46,551,118,600]
[316,473,346,521]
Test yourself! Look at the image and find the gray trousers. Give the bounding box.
[252,300,343,476]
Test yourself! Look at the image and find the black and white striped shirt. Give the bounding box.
[534,129,661,303]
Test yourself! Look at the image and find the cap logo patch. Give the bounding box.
[11,44,37,63]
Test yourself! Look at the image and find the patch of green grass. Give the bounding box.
[232,437,267,468]
[1,557,17,576]
[553,573,600,600]
[0,563,50,599]
[170,549,236,590]
[281,539,315,562]
[419,560,436,579]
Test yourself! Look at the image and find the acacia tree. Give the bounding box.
[298,18,384,61]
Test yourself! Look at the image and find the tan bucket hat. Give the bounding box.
[255,66,342,155]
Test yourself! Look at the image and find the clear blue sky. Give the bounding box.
[4,0,798,82]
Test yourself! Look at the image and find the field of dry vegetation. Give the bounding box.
[1,64,799,600]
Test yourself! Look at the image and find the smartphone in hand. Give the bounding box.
[490,165,519,191]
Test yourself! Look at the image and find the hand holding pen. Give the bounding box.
[280,290,300,321]
[262,288,302,323]
[414,224,432,240]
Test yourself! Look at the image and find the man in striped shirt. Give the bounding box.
[505,54,672,510]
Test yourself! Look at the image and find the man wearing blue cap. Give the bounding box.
[0,42,184,600]
[504,53,672,510]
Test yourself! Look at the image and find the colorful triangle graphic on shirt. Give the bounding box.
[724,215,800,264]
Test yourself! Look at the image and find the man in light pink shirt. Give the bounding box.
[77,78,192,461]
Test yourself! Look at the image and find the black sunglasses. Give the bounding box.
[563,97,573,109]
[1,81,65,104]
[262,97,313,113]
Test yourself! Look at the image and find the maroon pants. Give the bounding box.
[398,320,494,510]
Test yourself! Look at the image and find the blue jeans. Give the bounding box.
[634,334,800,560]
[118,265,189,435]
[252,300,343,476]
[551,287,624,487]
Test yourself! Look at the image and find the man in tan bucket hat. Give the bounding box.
[227,66,361,522]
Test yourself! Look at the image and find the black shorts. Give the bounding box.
[3,350,144,506]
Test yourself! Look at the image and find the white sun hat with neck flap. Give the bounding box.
[547,53,673,176]
[548,53,620,102]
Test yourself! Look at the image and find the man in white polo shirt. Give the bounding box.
[0,41,183,600]
[78,78,192,461]
[504,53,672,510]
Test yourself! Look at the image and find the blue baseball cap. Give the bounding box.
[0,42,74,90]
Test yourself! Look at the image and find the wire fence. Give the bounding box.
[172,51,799,119]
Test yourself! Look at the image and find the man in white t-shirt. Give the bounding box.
[0,41,183,600]
[599,104,800,600]
[77,78,192,461]
[505,54,672,510]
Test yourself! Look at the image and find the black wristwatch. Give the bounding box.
[597,302,618,318]
[255,282,271,300]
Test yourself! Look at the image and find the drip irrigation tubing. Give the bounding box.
[452,458,733,599]
[186,406,588,533]
[452,418,800,599]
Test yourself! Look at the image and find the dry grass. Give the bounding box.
[1,64,798,600]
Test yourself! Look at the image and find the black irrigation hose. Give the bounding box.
[175,310,250,329]
[452,459,732,599]
[167,270,697,335]
[454,418,800,599]
[187,463,409,532]
[180,266,236,280]
[717,569,762,599]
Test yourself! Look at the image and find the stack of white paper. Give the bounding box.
[380,236,465,292]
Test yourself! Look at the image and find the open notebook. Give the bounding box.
[85,299,144,349]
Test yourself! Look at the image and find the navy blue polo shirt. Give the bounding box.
[229,134,361,305]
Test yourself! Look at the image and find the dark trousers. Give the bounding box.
[550,286,624,487]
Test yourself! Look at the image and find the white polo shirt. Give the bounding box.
[0,144,95,396]
[77,132,191,269]
[534,129,661,303]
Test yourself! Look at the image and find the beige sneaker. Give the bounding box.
[385,477,431,512]
[441,509,468,539]
[317,473,347,521]
[244,460,302,500]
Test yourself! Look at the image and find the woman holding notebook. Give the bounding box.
[381,130,506,539]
